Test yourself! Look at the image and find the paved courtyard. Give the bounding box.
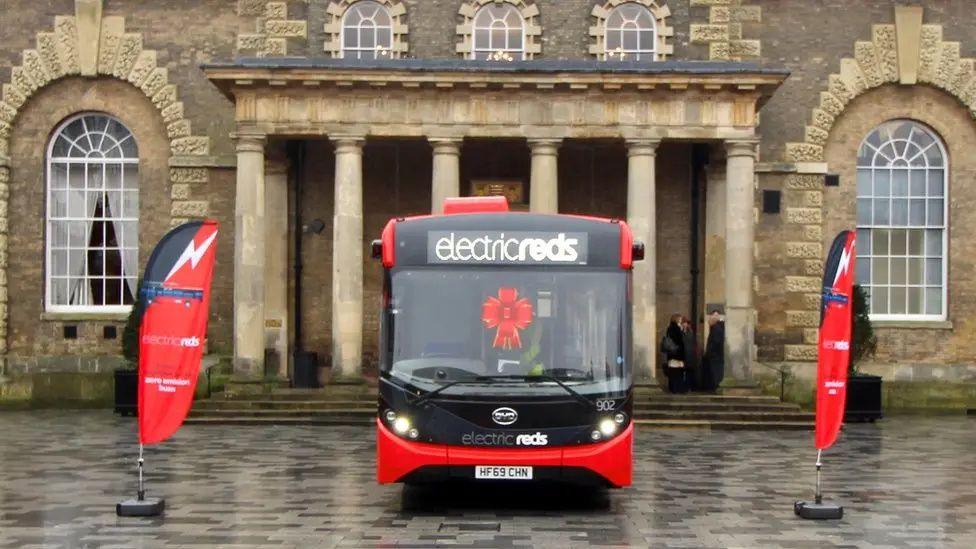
[0,411,973,548]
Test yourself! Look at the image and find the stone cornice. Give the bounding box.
[203,60,787,105]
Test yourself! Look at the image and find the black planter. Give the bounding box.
[114,369,138,416]
[845,374,883,423]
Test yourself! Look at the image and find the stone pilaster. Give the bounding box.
[233,132,267,380]
[703,153,727,323]
[529,139,560,214]
[332,137,365,381]
[430,138,461,214]
[627,139,660,382]
[724,139,759,382]
[265,158,290,381]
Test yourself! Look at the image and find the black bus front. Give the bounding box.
[374,198,640,487]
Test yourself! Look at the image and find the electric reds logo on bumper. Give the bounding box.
[428,231,588,265]
[462,432,549,446]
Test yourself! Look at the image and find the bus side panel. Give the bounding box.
[563,423,633,488]
[377,419,447,484]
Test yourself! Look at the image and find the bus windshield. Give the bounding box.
[381,268,630,397]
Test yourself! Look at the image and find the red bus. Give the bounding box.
[372,197,642,487]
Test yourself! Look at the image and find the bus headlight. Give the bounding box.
[408,428,419,440]
[614,412,627,425]
[590,430,602,441]
[384,409,397,424]
[599,418,618,437]
[393,416,411,435]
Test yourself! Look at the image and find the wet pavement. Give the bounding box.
[0,411,973,548]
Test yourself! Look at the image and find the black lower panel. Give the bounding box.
[400,465,614,487]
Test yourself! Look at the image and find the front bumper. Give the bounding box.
[376,419,633,487]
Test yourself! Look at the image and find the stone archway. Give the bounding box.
[0,3,213,354]
[786,6,976,163]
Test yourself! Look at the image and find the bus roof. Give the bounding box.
[378,212,637,270]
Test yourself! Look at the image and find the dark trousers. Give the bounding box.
[666,368,687,394]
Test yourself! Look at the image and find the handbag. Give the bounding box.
[667,359,685,369]
[660,335,678,354]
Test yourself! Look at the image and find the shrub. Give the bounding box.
[849,284,877,376]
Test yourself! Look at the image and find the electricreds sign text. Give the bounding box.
[428,231,588,265]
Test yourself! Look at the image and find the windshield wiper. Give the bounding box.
[409,378,496,407]
[475,374,595,409]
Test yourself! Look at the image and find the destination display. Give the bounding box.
[427,231,588,265]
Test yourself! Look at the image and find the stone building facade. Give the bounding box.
[0,0,973,410]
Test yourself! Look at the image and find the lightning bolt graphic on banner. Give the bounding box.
[165,231,217,282]
[833,240,855,287]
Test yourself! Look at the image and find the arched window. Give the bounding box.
[46,114,139,311]
[472,3,525,60]
[856,120,947,320]
[341,0,394,59]
[605,2,656,61]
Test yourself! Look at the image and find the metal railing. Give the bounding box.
[757,362,791,402]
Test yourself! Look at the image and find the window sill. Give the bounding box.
[40,311,131,322]
[871,320,953,330]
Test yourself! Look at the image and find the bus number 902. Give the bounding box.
[595,399,616,411]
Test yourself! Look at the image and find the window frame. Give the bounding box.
[45,112,139,314]
[604,2,657,61]
[855,119,949,322]
[470,2,527,61]
[339,0,395,59]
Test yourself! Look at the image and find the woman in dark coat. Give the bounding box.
[662,314,687,394]
[680,317,699,391]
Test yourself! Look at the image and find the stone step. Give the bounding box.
[193,399,374,410]
[638,395,784,404]
[634,402,802,412]
[189,408,374,418]
[633,419,813,430]
[633,410,814,422]
[185,416,374,426]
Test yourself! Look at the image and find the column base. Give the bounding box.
[328,371,369,385]
[223,375,266,397]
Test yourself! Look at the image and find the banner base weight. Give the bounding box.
[116,497,165,517]
[794,500,843,520]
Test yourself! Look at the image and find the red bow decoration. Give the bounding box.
[481,288,534,350]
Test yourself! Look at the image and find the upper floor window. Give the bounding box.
[605,3,656,60]
[472,3,525,60]
[856,120,947,320]
[589,1,673,61]
[46,113,139,312]
[457,0,541,60]
[326,0,408,59]
[341,0,394,58]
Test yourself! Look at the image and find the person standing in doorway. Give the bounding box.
[701,309,726,392]
[680,316,699,391]
[661,314,687,394]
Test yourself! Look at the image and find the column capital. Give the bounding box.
[430,138,462,155]
[725,138,760,158]
[232,131,266,153]
[332,136,365,154]
[528,138,561,155]
[626,138,661,157]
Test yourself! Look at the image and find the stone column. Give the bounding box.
[265,159,290,381]
[627,139,660,382]
[724,139,759,382]
[703,154,727,323]
[430,138,461,214]
[233,132,267,379]
[332,137,365,381]
[529,139,560,213]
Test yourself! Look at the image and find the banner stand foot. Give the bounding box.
[117,444,165,517]
[116,497,165,517]
[795,449,843,520]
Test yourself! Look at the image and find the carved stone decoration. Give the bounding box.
[589,0,674,61]
[324,0,408,58]
[237,1,308,57]
[0,5,216,357]
[456,0,543,60]
[786,9,976,162]
[689,0,761,62]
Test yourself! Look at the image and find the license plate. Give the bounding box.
[475,465,533,480]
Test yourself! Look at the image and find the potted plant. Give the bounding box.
[115,280,144,416]
[845,284,882,422]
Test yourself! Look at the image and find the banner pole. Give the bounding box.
[137,443,145,502]
[815,449,823,505]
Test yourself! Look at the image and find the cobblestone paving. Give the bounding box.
[0,411,973,548]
